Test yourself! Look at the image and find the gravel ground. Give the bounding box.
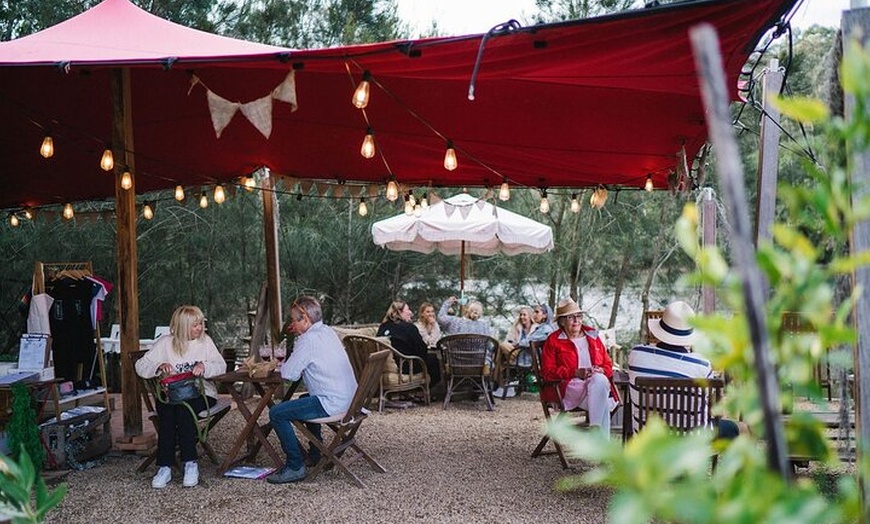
[45,395,612,524]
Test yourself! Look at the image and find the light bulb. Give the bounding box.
[408,192,416,206]
[40,135,54,158]
[413,204,422,217]
[63,203,74,220]
[352,71,371,109]
[386,180,399,201]
[175,185,185,201]
[539,190,550,214]
[404,195,413,215]
[571,194,580,213]
[590,187,608,209]
[23,209,32,220]
[421,195,429,209]
[199,192,208,209]
[443,140,458,171]
[9,215,19,227]
[143,202,154,220]
[214,184,226,204]
[358,198,368,217]
[120,168,133,190]
[100,147,114,171]
[499,180,510,201]
[645,175,654,192]
[360,128,376,159]
[245,176,257,191]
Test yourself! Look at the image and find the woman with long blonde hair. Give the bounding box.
[135,305,226,489]
[415,301,441,348]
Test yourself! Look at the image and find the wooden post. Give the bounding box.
[112,68,142,436]
[261,169,282,343]
[754,58,783,246]
[844,4,870,513]
[701,187,717,314]
[690,24,790,479]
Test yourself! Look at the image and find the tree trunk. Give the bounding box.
[609,250,631,329]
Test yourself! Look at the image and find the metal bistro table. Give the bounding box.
[212,370,299,473]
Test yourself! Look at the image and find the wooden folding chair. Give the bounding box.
[528,341,588,469]
[129,350,232,472]
[437,334,499,411]
[632,377,724,468]
[293,349,390,487]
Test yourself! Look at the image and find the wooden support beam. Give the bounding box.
[701,188,717,314]
[844,4,870,512]
[111,68,142,437]
[261,170,282,343]
[754,58,783,247]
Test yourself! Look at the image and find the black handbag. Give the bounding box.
[159,372,202,404]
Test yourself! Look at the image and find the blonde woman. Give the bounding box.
[415,302,441,348]
[135,305,227,489]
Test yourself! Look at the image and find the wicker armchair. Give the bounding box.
[437,334,499,411]
[341,335,430,412]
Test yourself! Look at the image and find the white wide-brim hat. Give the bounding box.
[648,300,695,345]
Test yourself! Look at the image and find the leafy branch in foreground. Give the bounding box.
[546,37,870,524]
[0,447,67,524]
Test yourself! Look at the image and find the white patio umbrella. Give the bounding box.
[371,193,554,293]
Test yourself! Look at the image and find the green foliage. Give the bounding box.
[546,37,870,524]
[6,383,44,473]
[0,447,67,524]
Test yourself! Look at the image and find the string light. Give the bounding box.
[23,209,33,220]
[360,128,376,159]
[9,214,19,227]
[443,140,458,171]
[590,186,608,209]
[174,185,185,201]
[63,203,74,220]
[120,167,133,190]
[214,184,226,204]
[539,189,550,214]
[420,194,429,209]
[40,135,54,158]
[413,203,423,217]
[404,194,413,215]
[386,179,399,202]
[199,191,208,209]
[570,193,581,213]
[358,197,368,217]
[352,70,371,109]
[143,202,154,220]
[645,174,654,192]
[408,192,416,206]
[499,179,510,201]
[100,146,114,171]
[245,176,257,191]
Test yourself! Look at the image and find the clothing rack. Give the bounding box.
[32,261,110,410]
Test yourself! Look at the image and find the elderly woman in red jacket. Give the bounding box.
[541,298,620,437]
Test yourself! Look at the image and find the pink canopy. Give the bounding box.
[0,0,799,210]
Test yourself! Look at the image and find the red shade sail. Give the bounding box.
[0,0,798,210]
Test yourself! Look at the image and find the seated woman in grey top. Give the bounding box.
[437,296,492,336]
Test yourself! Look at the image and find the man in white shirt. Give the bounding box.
[267,296,357,484]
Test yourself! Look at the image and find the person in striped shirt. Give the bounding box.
[627,301,737,438]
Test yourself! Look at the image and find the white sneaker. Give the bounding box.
[182,461,199,488]
[151,466,171,489]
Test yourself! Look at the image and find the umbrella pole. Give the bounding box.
[460,241,465,295]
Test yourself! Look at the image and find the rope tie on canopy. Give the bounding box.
[467,19,522,101]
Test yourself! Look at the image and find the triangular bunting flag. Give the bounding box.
[458,204,473,220]
[207,90,240,138]
[240,95,273,138]
[272,71,298,112]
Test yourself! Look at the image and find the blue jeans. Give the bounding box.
[269,395,329,469]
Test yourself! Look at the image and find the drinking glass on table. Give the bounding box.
[258,345,273,362]
[273,342,287,370]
